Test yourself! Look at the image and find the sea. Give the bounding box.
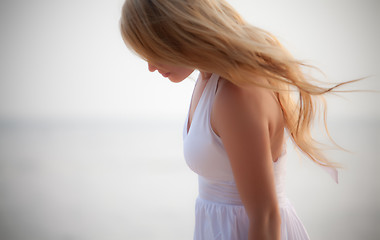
[0,117,378,240]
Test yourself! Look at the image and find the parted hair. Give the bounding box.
[120,0,357,168]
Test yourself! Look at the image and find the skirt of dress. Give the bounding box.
[193,197,310,240]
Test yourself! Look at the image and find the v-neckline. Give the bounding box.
[185,73,214,136]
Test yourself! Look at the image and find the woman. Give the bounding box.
[120,0,353,239]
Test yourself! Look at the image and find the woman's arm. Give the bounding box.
[212,78,282,240]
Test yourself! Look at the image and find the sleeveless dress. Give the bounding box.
[183,73,312,240]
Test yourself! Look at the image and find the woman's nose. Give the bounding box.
[148,63,157,72]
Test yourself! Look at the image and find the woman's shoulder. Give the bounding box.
[212,76,284,137]
[215,76,278,117]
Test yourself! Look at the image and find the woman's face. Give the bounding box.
[148,62,194,83]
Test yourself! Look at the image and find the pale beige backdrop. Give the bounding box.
[0,0,379,239]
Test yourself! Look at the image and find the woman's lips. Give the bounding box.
[160,72,170,78]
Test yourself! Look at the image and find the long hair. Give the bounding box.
[120,0,357,168]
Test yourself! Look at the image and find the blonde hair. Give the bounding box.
[120,0,358,168]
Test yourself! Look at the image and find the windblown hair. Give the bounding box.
[120,0,356,168]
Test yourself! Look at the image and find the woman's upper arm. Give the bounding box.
[212,79,279,220]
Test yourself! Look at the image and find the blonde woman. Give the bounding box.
[120,0,354,239]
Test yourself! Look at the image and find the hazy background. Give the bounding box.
[0,0,379,239]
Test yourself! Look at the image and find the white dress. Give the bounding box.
[182,73,314,240]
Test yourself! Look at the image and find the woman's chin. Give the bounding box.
[168,76,183,83]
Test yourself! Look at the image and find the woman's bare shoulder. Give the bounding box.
[215,77,279,119]
[212,76,283,139]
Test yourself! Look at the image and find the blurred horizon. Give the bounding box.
[0,117,379,240]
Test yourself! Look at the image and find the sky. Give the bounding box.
[0,0,379,122]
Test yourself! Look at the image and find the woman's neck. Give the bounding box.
[200,72,212,81]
